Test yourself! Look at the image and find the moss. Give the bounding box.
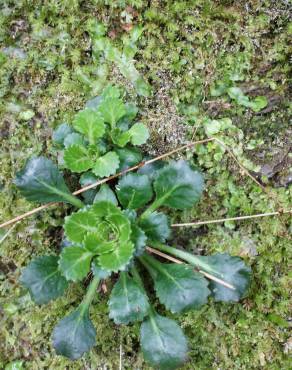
[0,0,291,369]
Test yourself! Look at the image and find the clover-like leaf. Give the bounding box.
[92,151,120,177]
[73,108,105,143]
[52,123,73,147]
[63,133,85,148]
[20,255,68,305]
[140,312,188,370]
[142,256,210,313]
[64,145,94,173]
[154,160,204,209]
[64,209,97,243]
[108,272,149,324]
[14,156,83,208]
[98,97,126,127]
[58,246,92,282]
[139,212,171,242]
[116,173,153,209]
[52,305,96,360]
[198,253,251,302]
[94,184,118,205]
[115,147,142,170]
[98,241,134,272]
[128,122,149,145]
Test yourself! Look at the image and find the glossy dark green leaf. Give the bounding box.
[92,151,120,177]
[145,258,210,313]
[108,272,149,324]
[154,160,204,209]
[131,224,147,256]
[116,173,153,209]
[94,184,118,205]
[64,144,94,173]
[20,255,68,305]
[63,133,85,148]
[139,212,171,242]
[138,159,165,180]
[52,123,73,147]
[14,157,82,207]
[198,253,251,301]
[115,146,142,171]
[52,305,96,360]
[58,246,92,282]
[73,108,105,143]
[140,312,188,370]
[79,172,98,204]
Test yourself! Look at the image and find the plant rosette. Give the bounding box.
[16,151,251,369]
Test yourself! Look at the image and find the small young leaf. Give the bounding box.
[94,184,118,205]
[98,241,134,272]
[73,109,105,143]
[154,160,204,209]
[198,253,251,302]
[108,272,149,324]
[115,147,142,170]
[92,151,120,177]
[20,255,68,305]
[63,133,85,148]
[249,96,268,112]
[64,209,97,243]
[52,306,96,360]
[52,123,73,147]
[140,312,188,370]
[129,122,149,145]
[145,258,210,313]
[111,128,131,147]
[64,145,94,173]
[116,173,153,209]
[58,246,92,281]
[98,97,126,127]
[139,212,171,242]
[14,157,81,206]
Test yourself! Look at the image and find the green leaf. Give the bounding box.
[129,122,149,145]
[101,84,121,99]
[115,146,142,170]
[153,160,204,209]
[98,241,134,272]
[198,253,251,302]
[20,255,68,305]
[249,96,268,112]
[91,258,111,279]
[64,145,94,173]
[109,272,149,324]
[143,256,210,313]
[131,224,147,256]
[63,133,85,148]
[92,151,120,177]
[140,312,188,370]
[94,184,118,205]
[64,209,97,243]
[116,173,153,209]
[52,306,96,360]
[52,123,73,147]
[98,97,126,127]
[137,159,165,180]
[139,212,170,242]
[58,246,92,281]
[73,108,105,143]
[111,128,131,147]
[14,157,83,207]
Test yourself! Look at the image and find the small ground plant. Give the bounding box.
[15,147,251,369]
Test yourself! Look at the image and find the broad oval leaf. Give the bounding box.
[98,97,126,127]
[149,260,210,313]
[154,160,204,209]
[63,133,85,148]
[64,209,97,243]
[92,151,120,177]
[129,122,149,145]
[139,212,171,242]
[198,253,251,302]
[14,157,80,206]
[52,305,96,360]
[108,272,149,324]
[58,246,92,282]
[52,123,73,147]
[116,146,142,171]
[116,173,153,209]
[20,255,68,305]
[63,144,94,173]
[93,184,118,205]
[140,312,188,370]
[73,108,105,143]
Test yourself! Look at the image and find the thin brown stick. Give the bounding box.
[172,209,292,227]
[146,246,235,290]
[0,138,213,229]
